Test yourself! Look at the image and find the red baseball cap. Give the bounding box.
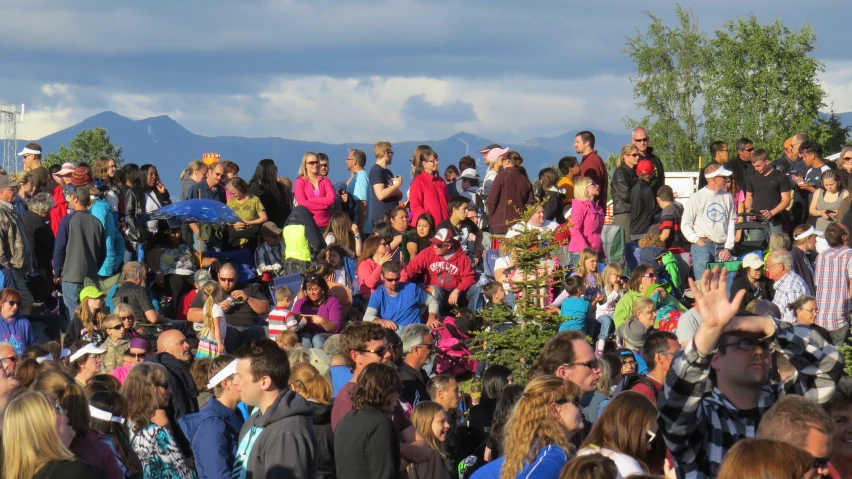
[636,160,654,176]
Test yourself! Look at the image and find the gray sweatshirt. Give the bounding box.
[681,187,736,250]
[62,211,105,283]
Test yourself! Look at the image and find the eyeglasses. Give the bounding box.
[554,396,581,407]
[0,356,18,365]
[744,147,755,152]
[5,301,20,307]
[416,342,436,351]
[633,138,649,143]
[621,358,637,366]
[319,164,329,168]
[358,346,390,357]
[120,315,134,321]
[627,153,640,158]
[643,272,656,278]
[799,307,818,314]
[306,161,318,165]
[844,157,852,162]
[719,338,771,352]
[383,276,400,282]
[813,454,832,470]
[87,354,102,361]
[422,158,438,164]
[107,324,124,331]
[126,353,145,361]
[219,277,237,283]
[564,359,600,370]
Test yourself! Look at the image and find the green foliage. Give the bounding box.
[626,7,849,164]
[44,127,124,169]
[839,341,852,377]
[474,203,569,379]
[624,6,706,171]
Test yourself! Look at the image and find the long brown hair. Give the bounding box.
[324,212,355,251]
[73,296,105,340]
[351,363,401,412]
[33,370,91,437]
[357,236,385,268]
[717,438,812,479]
[411,401,448,453]
[122,363,168,429]
[500,375,581,479]
[626,264,654,293]
[411,145,436,176]
[87,390,143,476]
[580,391,665,473]
[289,363,332,404]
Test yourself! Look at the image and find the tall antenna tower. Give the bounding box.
[0,103,24,173]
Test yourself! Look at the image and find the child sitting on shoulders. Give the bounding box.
[268,286,305,340]
[558,276,589,333]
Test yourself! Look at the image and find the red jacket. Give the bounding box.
[49,184,68,236]
[580,151,608,210]
[408,172,449,226]
[293,176,335,227]
[402,242,475,292]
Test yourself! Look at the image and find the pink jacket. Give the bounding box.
[294,176,335,227]
[568,199,604,256]
[357,258,383,299]
[408,172,449,226]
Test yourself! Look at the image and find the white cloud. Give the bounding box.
[820,61,852,114]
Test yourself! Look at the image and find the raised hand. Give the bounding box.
[688,266,747,355]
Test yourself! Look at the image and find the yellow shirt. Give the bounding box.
[558,177,575,204]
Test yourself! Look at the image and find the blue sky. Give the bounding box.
[3,0,851,144]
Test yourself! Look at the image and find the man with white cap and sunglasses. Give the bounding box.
[682,163,737,281]
[791,224,821,294]
[179,354,245,479]
[17,143,49,192]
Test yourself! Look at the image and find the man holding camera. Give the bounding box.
[187,263,270,351]
[367,141,403,233]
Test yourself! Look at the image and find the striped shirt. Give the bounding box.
[772,271,810,323]
[815,246,852,331]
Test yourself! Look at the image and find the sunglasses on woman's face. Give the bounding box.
[107,324,124,331]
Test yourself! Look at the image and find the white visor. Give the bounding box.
[89,405,125,423]
[794,226,824,241]
[17,147,42,156]
[207,359,238,389]
[705,166,733,179]
[36,354,54,363]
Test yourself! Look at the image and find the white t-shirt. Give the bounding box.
[577,447,644,478]
[196,303,227,343]
[494,255,512,291]
[505,220,558,239]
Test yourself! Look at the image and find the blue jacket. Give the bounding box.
[471,443,569,479]
[90,198,125,277]
[178,397,245,479]
[0,314,35,354]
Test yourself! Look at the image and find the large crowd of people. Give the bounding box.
[0,133,849,479]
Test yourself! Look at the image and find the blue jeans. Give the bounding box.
[301,333,330,349]
[595,314,614,339]
[62,281,84,323]
[431,284,483,317]
[691,241,727,283]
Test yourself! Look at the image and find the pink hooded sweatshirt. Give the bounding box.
[568,198,604,256]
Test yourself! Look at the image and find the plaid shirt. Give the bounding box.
[772,270,810,323]
[658,322,843,479]
[815,245,852,331]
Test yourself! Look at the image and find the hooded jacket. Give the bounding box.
[308,401,336,479]
[283,206,325,262]
[402,242,476,292]
[179,397,245,479]
[233,390,318,479]
[486,166,533,235]
[91,198,125,277]
[568,198,604,256]
[408,172,450,227]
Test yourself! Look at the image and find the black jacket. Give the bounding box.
[249,181,292,228]
[146,352,198,457]
[730,274,774,305]
[310,401,336,479]
[398,361,431,406]
[728,156,754,188]
[466,398,496,460]
[611,163,637,216]
[537,188,565,224]
[124,188,171,247]
[22,210,54,271]
[629,180,660,238]
[639,148,665,192]
[334,406,400,479]
[774,153,793,176]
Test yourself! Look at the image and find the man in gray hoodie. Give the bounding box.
[232,339,317,479]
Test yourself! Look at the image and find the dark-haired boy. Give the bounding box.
[232,339,317,479]
[437,196,482,264]
[656,185,686,249]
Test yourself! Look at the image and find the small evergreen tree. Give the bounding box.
[44,127,124,169]
[474,203,570,379]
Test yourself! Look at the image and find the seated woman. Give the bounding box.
[292,273,342,349]
[226,177,268,248]
[323,211,362,257]
[356,236,393,300]
[731,252,774,304]
[404,213,435,264]
[309,263,353,322]
[612,265,685,329]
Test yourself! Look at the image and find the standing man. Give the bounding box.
[56,187,105,319]
[791,225,819,295]
[697,141,729,190]
[744,149,791,237]
[682,164,736,281]
[814,223,852,347]
[765,249,810,323]
[773,138,795,176]
[632,127,664,192]
[368,142,403,233]
[796,141,831,215]
[575,131,608,208]
[18,143,49,192]
[789,132,812,224]
[232,339,317,479]
[344,149,370,230]
[186,162,226,203]
[0,176,34,313]
[728,138,755,188]
[557,156,580,206]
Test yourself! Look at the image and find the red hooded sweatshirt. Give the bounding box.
[402,241,475,292]
[49,184,69,236]
[408,172,449,226]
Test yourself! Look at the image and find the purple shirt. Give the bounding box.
[293,295,342,334]
[0,315,34,354]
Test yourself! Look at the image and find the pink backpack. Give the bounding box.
[433,316,478,376]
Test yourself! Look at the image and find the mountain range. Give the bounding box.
[28,112,629,192]
[28,110,852,192]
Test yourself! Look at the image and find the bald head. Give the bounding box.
[632,127,649,154]
[218,263,238,293]
[157,330,191,362]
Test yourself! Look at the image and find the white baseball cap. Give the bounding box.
[69,343,106,363]
[705,166,733,178]
[460,168,480,180]
[741,253,765,270]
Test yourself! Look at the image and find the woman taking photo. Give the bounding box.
[125,164,171,259]
[35,370,123,479]
[610,144,639,239]
[292,273,342,348]
[356,236,393,300]
[334,362,402,479]
[409,401,454,479]
[568,177,605,263]
[810,169,848,252]
[405,213,435,264]
[409,145,450,226]
[249,158,292,228]
[475,375,582,479]
[123,362,197,479]
[294,152,336,228]
[2,390,94,479]
[577,391,667,477]
[290,363,336,479]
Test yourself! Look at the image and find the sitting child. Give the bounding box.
[593,263,624,354]
[615,297,656,374]
[100,314,129,373]
[558,276,590,333]
[482,281,512,328]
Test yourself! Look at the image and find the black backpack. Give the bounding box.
[474,190,490,232]
[612,373,660,401]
